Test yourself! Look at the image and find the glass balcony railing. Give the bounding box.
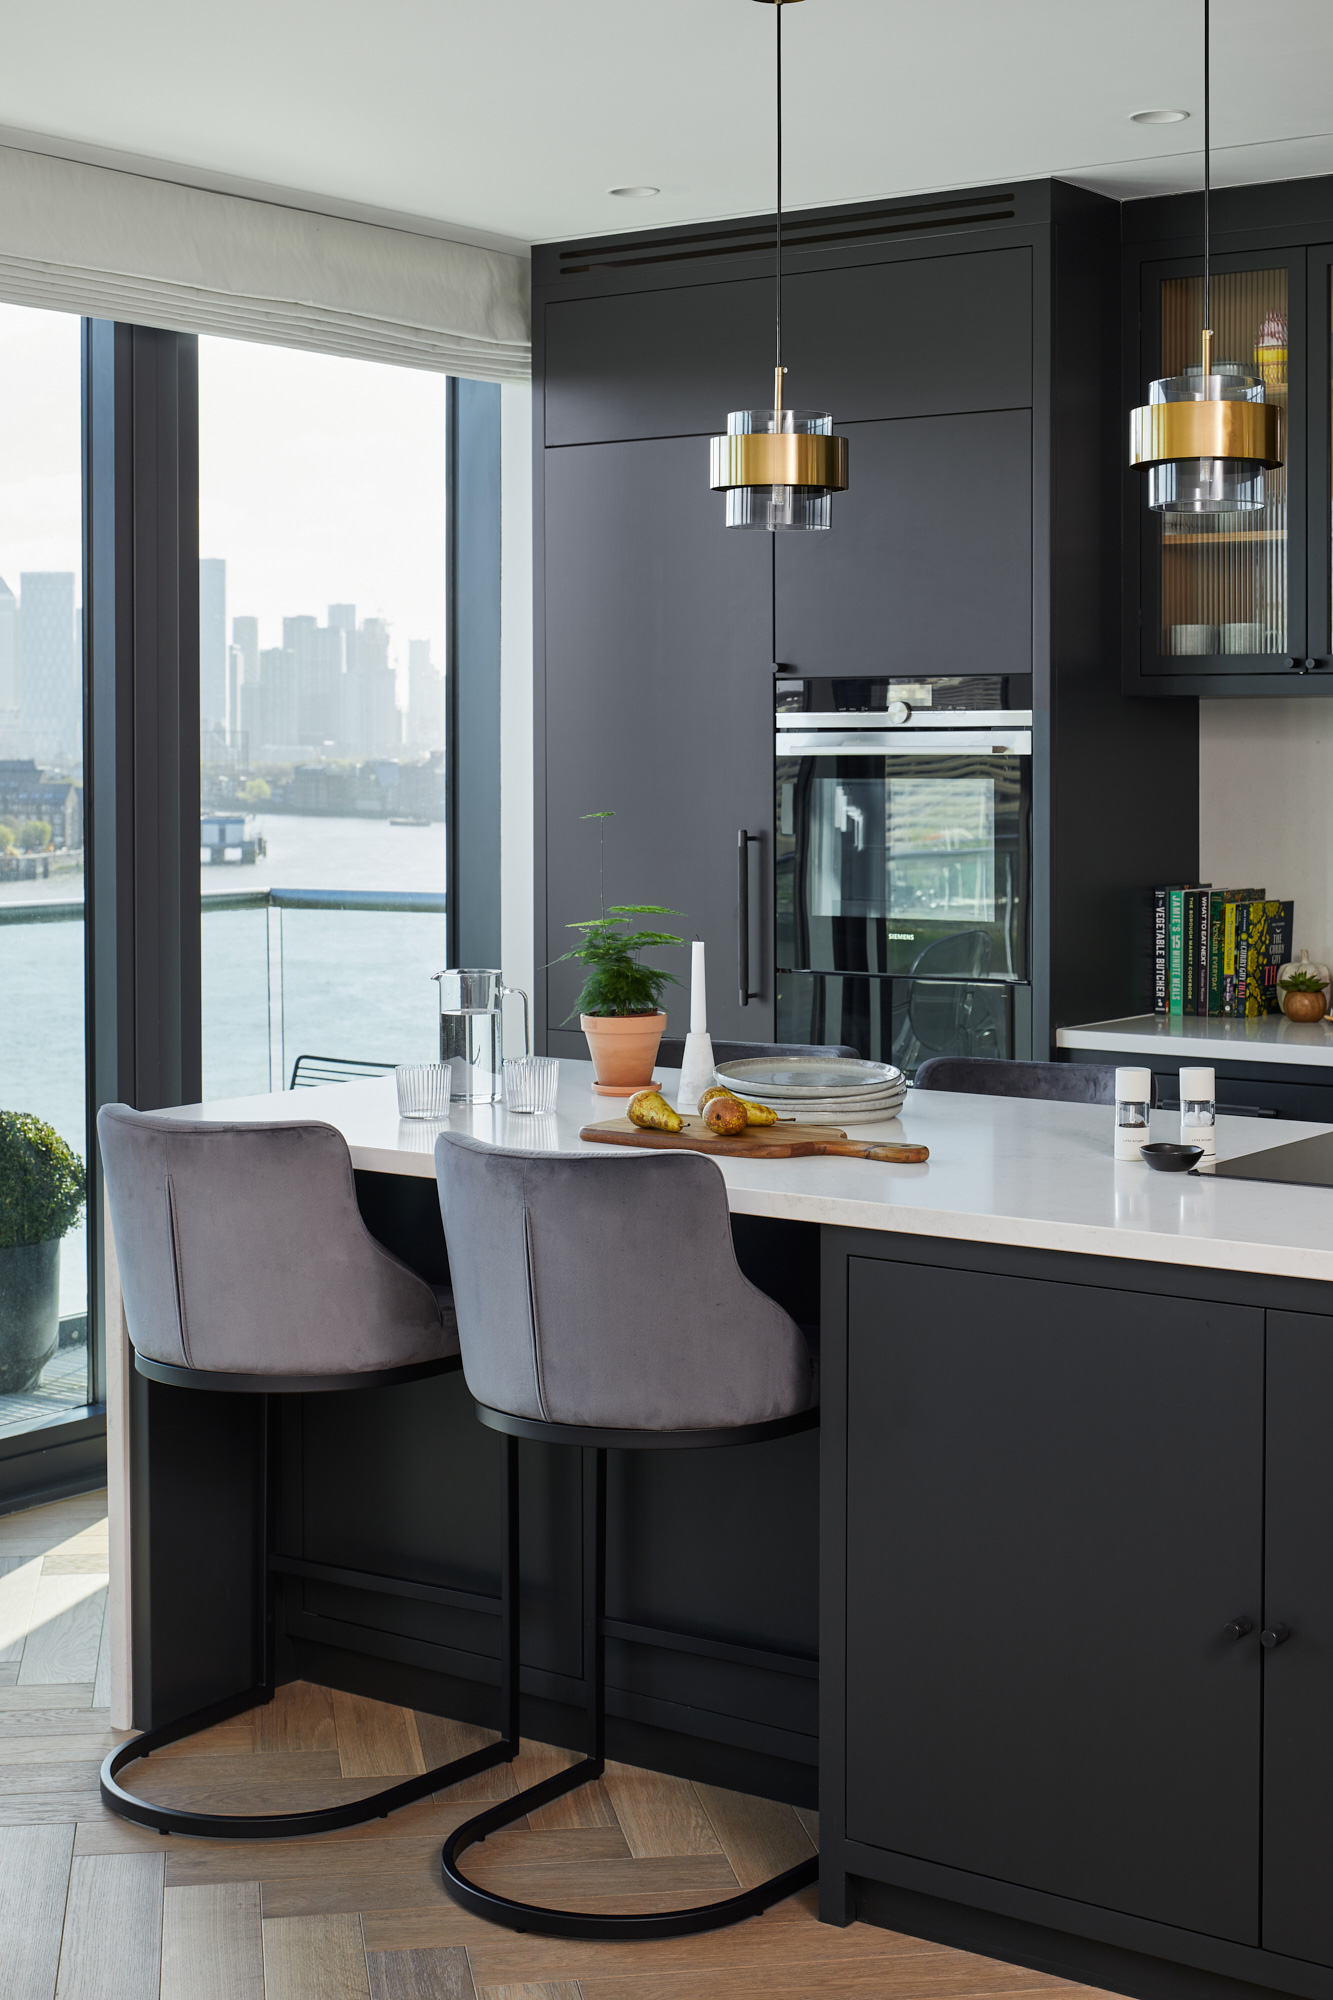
[0,888,446,1437]
[199,886,448,1094]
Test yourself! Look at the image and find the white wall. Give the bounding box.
[1199,698,1333,968]
[499,379,535,1016]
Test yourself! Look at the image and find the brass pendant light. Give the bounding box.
[1129,0,1282,511]
[709,0,849,530]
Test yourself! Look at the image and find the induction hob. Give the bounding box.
[1212,1129,1333,1190]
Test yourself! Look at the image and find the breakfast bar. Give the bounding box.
[107,1065,1333,2000]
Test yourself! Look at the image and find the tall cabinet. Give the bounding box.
[533,181,1198,1058]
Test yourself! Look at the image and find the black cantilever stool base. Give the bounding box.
[440,1404,820,1939]
[101,1355,522,1841]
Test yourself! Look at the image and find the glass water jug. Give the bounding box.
[434,969,530,1104]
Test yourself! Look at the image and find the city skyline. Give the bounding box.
[0,559,446,771]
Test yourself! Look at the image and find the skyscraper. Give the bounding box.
[0,579,17,747]
[18,573,79,765]
[199,559,227,730]
[407,639,446,750]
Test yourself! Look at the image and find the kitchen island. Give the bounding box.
[106,1066,1333,2000]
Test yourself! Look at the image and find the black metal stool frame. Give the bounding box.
[440,1401,820,1940]
[101,1353,521,1840]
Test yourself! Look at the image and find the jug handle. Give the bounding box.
[502,985,531,1056]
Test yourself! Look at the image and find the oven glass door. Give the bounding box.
[776,732,1030,982]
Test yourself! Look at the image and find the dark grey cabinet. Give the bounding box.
[544,279,772,447]
[844,1256,1264,1941]
[781,248,1033,422]
[1262,1310,1333,1966]
[774,409,1033,676]
[542,434,774,1048]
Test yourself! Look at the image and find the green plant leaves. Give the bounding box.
[0,1113,86,1248]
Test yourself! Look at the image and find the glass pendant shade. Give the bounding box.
[711,407,848,530]
[1133,362,1280,514]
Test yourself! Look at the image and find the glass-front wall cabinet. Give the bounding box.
[1140,256,1303,677]
[1159,268,1289,660]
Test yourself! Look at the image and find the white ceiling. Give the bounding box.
[2,0,1332,255]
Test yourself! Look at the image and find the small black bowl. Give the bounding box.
[1141,1142,1205,1174]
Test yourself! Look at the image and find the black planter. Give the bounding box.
[0,1239,61,1394]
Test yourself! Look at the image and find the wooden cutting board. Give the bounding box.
[580,1114,929,1163]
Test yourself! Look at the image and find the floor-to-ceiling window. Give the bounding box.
[196,338,450,1097]
[0,303,91,1437]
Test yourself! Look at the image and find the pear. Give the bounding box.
[703,1095,748,1137]
[698,1083,777,1127]
[627,1089,683,1133]
[698,1084,737,1114]
[740,1098,779,1126]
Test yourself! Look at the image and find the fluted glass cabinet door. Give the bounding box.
[1303,245,1333,677]
[1138,252,1305,679]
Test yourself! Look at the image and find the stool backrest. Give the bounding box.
[98,1105,443,1379]
[656,1037,859,1070]
[913,1057,1129,1106]
[434,1133,813,1432]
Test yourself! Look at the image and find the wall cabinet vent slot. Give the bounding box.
[557,194,1018,276]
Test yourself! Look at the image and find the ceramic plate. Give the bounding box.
[715,1056,903,1098]
[739,1089,906,1121]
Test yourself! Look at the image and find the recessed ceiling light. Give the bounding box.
[609,185,660,198]
[1130,108,1190,124]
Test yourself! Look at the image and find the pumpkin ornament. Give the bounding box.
[1277,949,1331,1023]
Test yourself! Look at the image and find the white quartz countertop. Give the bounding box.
[157,1059,1333,1287]
[1057,1013,1333,1068]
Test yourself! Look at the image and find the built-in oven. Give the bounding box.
[775,674,1032,1074]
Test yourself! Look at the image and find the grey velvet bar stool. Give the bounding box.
[95,1104,519,1840]
[913,1056,1139,1105]
[433,1129,819,1941]
[656,1035,859,1069]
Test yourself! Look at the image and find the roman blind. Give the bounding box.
[0,145,530,381]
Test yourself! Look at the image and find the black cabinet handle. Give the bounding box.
[737,830,761,1008]
[1261,1623,1291,1649]
[1223,1616,1254,1641]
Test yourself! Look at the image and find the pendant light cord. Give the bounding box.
[775,0,784,405]
[1202,0,1211,347]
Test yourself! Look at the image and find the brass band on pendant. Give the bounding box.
[1129,399,1283,470]
[709,431,849,492]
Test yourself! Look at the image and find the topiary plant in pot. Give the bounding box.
[0,1114,86,1394]
[557,812,685,1095]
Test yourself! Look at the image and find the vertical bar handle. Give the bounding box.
[738,829,761,1008]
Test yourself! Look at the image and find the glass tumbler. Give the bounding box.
[396,1063,452,1120]
[504,1056,559,1114]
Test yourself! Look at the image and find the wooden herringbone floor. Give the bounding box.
[0,1489,1124,2000]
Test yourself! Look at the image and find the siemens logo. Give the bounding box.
[887,932,916,941]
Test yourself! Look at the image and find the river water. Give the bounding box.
[1,815,449,1320]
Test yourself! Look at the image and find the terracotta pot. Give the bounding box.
[1281,988,1328,1023]
[581,1012,666,1096]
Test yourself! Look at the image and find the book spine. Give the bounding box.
[1168,889,1185,1015]
[1182,893,1196,1014]
[1207,892,1224,1016]
[1256,901,1294,1014]
[1198,885,1211,1016]
[1221,900,1237,1015]
[1153,889,1169,1015]
[1236,902,1253,1014]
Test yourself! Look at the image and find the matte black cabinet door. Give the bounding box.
[1262,1310,1333,1967]
[775,410,1032,676]
[781,248,1032,423]
[845,1258,1262,1941]
[544,281,772,447]
[543,436,774,1044]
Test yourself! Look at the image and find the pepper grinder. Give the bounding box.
[1114,1067,1152,1162]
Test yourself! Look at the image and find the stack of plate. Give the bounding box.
[713,1056,906,1126]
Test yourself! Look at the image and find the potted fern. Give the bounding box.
[0,1113,86,1394]
[557,813,685,1094]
